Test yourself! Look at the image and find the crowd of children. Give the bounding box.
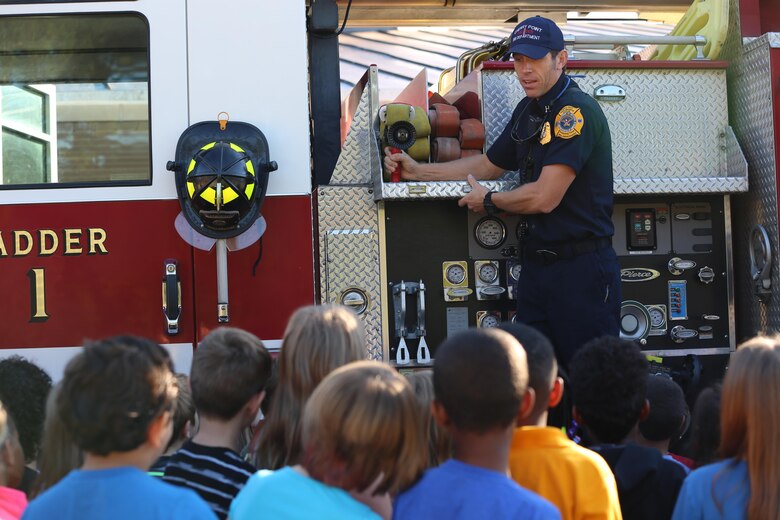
[0,303,778,519]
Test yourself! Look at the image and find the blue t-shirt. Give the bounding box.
[394,459,561,520]
[230,467,380,520]
[671,458,750,520]
[22,466,216,520]
[486,74,614,244]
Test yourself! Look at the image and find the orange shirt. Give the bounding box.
[509,426,622,520]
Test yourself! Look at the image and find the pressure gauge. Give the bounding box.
[479,313,501,328]
[477,263,498,284]
[445,264,466,285]
[509,263,522,281]
[474,217,506,249]
[649,307,666,328]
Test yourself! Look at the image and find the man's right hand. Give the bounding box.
[384,147,419,180]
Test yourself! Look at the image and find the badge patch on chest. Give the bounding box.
[554,105,584,139]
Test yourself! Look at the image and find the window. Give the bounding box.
[0,13,150,187]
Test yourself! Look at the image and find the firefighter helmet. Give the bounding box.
[169,119,275,240]
[185,141,257,232]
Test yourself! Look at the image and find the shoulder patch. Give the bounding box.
[554,105,584,139]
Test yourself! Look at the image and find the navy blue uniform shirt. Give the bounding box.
[487,74,614,244]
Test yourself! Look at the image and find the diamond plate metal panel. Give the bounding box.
[378,179,519,200]
[769,33,780,48]
[482,68,738,188]
[725,127,748,190]
[614,177,747,194]
[718,0,744,66]
[332,67,382,187]
[331,88,373,185]
[730,36,780,338]
[316,186,383,360]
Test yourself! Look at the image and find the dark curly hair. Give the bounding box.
[0,356,53,462]
[58,336,177,456]
[639,374,687,442]
[569,336,648,444]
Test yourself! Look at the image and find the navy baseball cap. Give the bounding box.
[508,16,565,59]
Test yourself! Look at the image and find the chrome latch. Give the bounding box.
[162,259,181,335]
[670,325,698,343]
[391,280,429,365]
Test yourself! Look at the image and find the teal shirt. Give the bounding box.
[22,466,215,520]
[671,458,749,520]
[230,467,380,520]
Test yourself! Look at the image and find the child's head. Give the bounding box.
[687,382,721,468]
[301,361,425,495]
[719,336,780,519]
[499,323,561,424]
[57,336,178,457]
[167,374,196,451]
[433,328,530,434]
[278,304,366,399]
[720,337,780,460]
[257,304,366,468]
[0,356,53,463]
[31,384,83,498]
[405,370,451,467]
[569,336,648,444]
[0,401,24,489]
[638,374,687,447]
[190,327,272,423]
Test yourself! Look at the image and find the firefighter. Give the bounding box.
[384,15,621,367]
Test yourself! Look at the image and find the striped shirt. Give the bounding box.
[163,440,256,520]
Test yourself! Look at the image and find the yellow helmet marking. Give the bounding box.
[200,186,217,204]
[222,187,238,204]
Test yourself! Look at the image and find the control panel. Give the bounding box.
[383,194,732,365]
[614,195,732,353]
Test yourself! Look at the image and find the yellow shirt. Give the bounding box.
[509,426,622,520]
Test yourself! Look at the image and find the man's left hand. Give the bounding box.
[458,175,489,212]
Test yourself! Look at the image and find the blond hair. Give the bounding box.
[719,335,780,520]
[302,361,426,494]
[256,304,366,469]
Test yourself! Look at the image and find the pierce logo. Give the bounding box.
[621,268,661,282]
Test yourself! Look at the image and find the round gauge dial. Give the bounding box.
[445,264,466,285]
[509,263,522,281]
[474,217,506,249]
[479,313,501,328]
[648,307,665,328]
[478,263,498,284]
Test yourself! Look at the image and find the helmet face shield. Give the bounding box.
[170,121,276,239]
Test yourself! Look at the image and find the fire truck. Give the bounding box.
[0,0,778,390]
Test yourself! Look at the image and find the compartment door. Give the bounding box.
[0,1,194,377]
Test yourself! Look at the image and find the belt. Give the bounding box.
[521,237,612,265]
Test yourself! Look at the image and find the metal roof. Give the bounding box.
[339,19,675,98]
